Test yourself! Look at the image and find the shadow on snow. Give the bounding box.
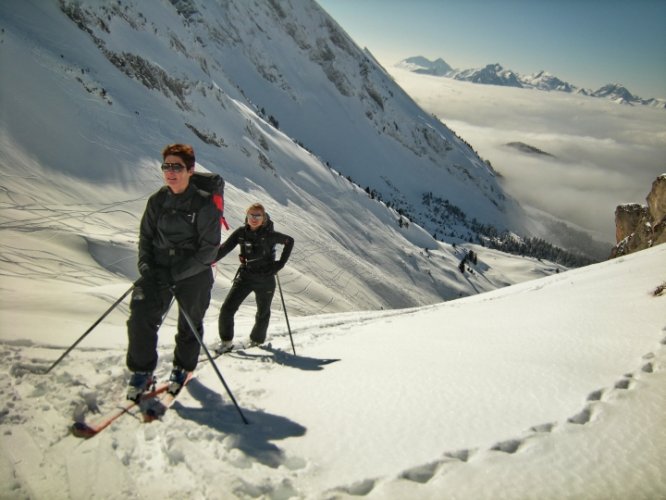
[172,378,306,468]
[228,344,340,370]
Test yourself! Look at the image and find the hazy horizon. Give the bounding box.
[318,0,666,100]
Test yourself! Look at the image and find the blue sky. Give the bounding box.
[317,0,666,99]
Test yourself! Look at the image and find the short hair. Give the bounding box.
[162,143,195,170]
[246,203,266,215]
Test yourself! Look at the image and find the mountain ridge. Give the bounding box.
[397,56,666,108]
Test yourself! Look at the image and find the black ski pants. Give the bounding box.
[219,270,276,344]
[126,268,213,373]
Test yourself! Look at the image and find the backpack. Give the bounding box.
[190,171,229,230]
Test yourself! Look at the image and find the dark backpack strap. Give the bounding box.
[152,186,169,225]
[191,188,211,212]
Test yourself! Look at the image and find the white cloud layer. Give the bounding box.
[391,68,666,243]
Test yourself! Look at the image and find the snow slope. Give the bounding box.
[1,245,664,499]
[1,1,664,498]
[0,0,572,326]
[0,0,561,315]
[0,0,533,255]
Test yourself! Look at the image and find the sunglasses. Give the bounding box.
[161,162,187,173]
[247,213,264,220]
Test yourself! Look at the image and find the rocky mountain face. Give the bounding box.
[611,174,666,257]
[51,0,525,242]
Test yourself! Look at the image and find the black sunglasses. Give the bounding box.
[161,162,187,173]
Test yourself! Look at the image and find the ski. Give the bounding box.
[142,372,194,422]
[71,382,170,438]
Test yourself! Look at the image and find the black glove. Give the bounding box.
[138,262,153,280]
[272,261,285,274]
[154,267,173,286]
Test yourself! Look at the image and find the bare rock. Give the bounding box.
[610,174,666,258]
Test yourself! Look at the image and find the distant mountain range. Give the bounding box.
[397,57,665,109]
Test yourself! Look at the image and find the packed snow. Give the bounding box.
[1,239,664,499]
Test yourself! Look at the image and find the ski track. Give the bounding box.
[1,323,665,499]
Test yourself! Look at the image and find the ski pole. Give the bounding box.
[177,296,249,425]
[276,273,295,355]
[44,282,137,374]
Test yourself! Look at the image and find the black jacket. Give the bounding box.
[216,216,294,275]
[138,183,221,282]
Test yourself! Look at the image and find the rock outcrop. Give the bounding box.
[611,174,666,258]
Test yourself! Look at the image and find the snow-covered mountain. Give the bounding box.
[451,63,524,88]
[520,70,576,93]
[398,56,666,108]
[396,56,453,76]
[586,82,666,107]
[0,0,575,320]
[1,3,664,497]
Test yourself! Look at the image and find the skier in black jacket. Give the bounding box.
[215,203,294,353]
[126,144,221,400]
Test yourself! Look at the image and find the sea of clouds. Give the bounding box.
[391,68,666,244]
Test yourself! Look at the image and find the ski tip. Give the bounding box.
[71,421,97,439]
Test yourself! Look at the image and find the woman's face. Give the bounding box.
[246,209,265,230]
[162,154,193,194]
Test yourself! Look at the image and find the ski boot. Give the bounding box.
[167,366,189,396]
[126,371,155,402]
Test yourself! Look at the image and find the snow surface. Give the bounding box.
[1,235,665,499]
[1,1,665,498]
